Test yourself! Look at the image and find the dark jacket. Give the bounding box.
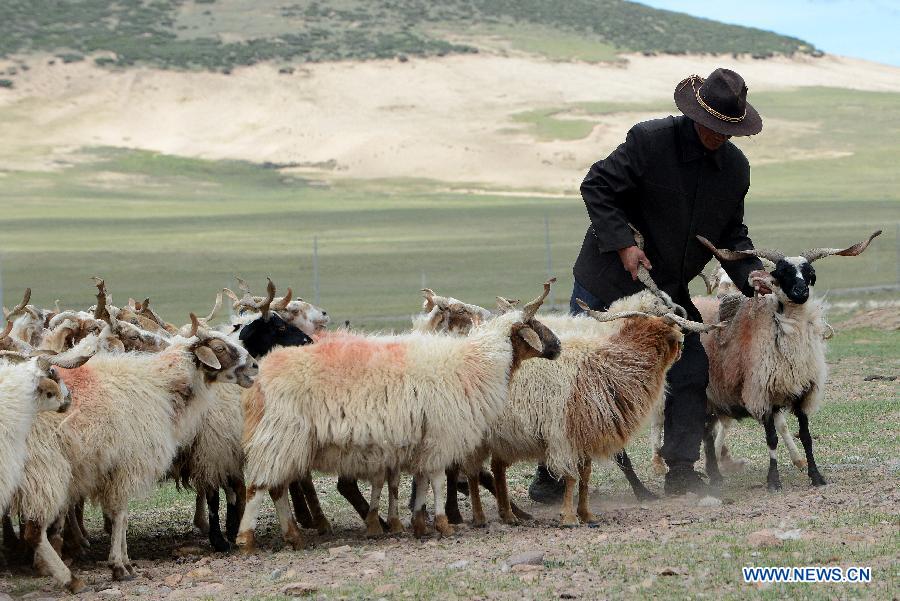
[573,115,761,319]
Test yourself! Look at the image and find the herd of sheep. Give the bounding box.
[0,230,880,593]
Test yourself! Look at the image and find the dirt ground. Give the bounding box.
[2,353,897,601]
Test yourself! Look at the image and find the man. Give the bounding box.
[530,68,765,500]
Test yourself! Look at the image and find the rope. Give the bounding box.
[678,75,746,123]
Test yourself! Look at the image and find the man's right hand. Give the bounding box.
[617,245,652,281]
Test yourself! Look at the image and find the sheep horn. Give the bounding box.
[274,287,293,311]
[236,276,252,296]
[6,288,32,319]
[0,350,30,364]
[48,346,97,369]
[37,355,51,372]
[696,235,785,264]
[222,288,241,309]
[522,277,555,321]
[800,230,882,263]
[576,299,652,322]
[202,292,223,323]
[1,320,12,339]
[662,313,725,333]
[257,279,276,321]
[93,278,109,321]
[698,271,716,296]
[635,266,687,317]
[188,313,200,338]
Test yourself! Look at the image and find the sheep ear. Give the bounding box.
[518,326,543,353]
[194,345,221,370]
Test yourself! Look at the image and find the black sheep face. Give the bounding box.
[239,312,313,358]
[771,258,816,305]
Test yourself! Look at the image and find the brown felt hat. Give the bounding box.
[674,68,762,136]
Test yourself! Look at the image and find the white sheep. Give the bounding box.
[236,281,560,550]
[17,315,257,588]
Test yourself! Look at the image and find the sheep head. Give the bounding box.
[186,313,258,388]
[698,231,881,306]
[504,278,561,367]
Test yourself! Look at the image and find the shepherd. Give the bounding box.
[530,68,768,500]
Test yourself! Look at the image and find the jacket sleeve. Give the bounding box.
[580,126,647,253]
[719,184,763,298]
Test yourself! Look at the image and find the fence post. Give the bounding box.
[313,236,320,306]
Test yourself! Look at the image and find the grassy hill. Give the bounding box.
[0,0,817,72]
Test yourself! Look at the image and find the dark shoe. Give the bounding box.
[528,465,565,504]
[664,464,719,498]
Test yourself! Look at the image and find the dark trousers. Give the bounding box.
[571,280,708,466]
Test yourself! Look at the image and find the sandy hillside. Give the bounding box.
[1,52,899,190]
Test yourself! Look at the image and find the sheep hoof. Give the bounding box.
[66,576,86,594]
[411,511,428,538]
[211,537,231,553]
[446,509,464,525]
[578,512,598,525]
[766,481,782,493]
[499,513,520,526]
[634,488,659,502]
[126,562,136,575]
[793,458,808,469]
[810,473,827,487]
[434,515,454,537]
[720,458,748,474]
[194,519,210,536]
[365,511,384,537]
[111,565,135,581]
[235,531,256,553]
[314,518,332,536]
[511,506,533,521]
[559,515,578,528]
[651,456,668,475]
[387,517,405,534]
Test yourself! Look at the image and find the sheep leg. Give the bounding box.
[703,415,723,485]
[194,491,210,535]
[444,467,464,524]
[559,476,578,527]
[337,477,388,530]
[288,481,314,528]
[763,413,782,492]
[224,477,245,543]
[716,418,746,473]
[490,457,518,525]
[75,500,90,543]
[206,489,231,552]
[107,507,134,581]
[477,470,532,521]
[365,473,386,537]
[24,520,84,593]
[271,486,304,550]
[614,450,658,501]
[576,461,598,525]
[236,486,264,552]
[299,475,332,535]
[411,475,431,538]
[2,513,18,552]
[431,472,453,537]
[649,410,668,475]
[774,409,806,469]
[386,468,404,534]
[467,473,487,527]
[797,410,827,486]
[63,505,90,558]
[48,513,65,556]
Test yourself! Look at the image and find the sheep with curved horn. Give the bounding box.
[684,231,882,492]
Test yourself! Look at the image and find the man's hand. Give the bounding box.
[617,245,652,281]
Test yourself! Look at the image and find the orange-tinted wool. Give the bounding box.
[308,336,407,384]
[56,366,98,409]
[241,382,266,446]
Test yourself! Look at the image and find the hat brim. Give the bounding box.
[674,84,762,137]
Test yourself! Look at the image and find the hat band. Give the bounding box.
[681,75,746,123]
